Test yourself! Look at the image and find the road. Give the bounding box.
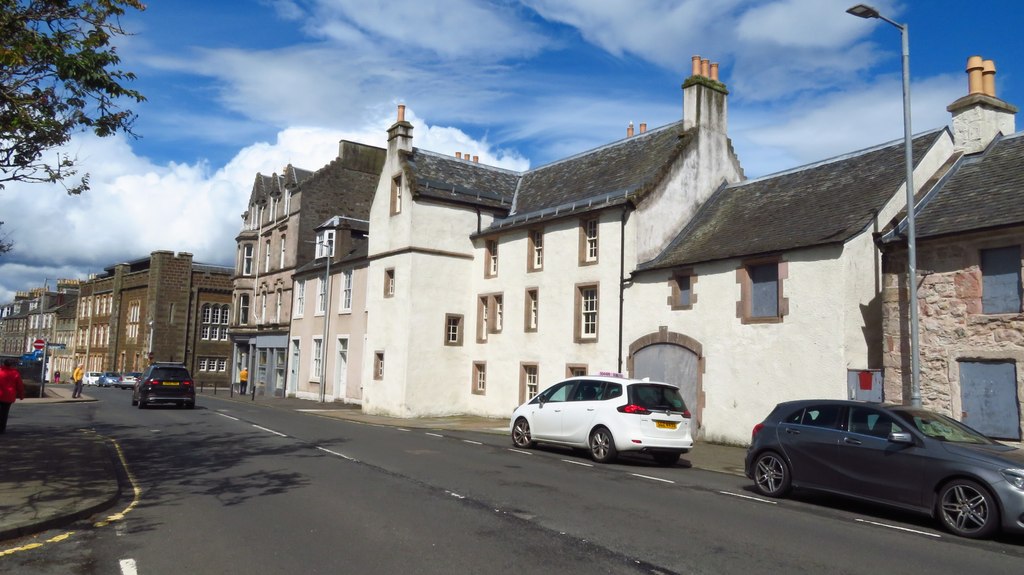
[4,387,1024,574]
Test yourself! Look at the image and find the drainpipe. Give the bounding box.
[617,205,631,374]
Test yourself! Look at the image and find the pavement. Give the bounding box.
[0,383,749,542]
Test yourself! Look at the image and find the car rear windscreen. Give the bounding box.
[629,384,687,412]
[150,368,190,380]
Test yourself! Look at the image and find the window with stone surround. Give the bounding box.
[472,361,487,395]
[737,258,788,324]
[669,269,697,310]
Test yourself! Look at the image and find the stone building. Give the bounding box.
[75,251,233,387]
[879,56,1022,440]
[230,141,384,397]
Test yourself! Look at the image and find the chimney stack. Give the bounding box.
[387,103,413,154]
[948,56,1017,154]
[682,54,728,133]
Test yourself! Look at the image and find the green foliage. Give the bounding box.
[0,0,146,196]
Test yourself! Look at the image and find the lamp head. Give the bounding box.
[846,4,880,18]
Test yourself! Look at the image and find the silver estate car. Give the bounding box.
[745,399,1024,539]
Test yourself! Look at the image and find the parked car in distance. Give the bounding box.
[510,374,693,465]
[132,363,195,409]
[745,399,1024,539]
[97,372,122,388]
[119,372,141,390]
[84,371,102,386]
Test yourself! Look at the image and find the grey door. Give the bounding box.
[633,344,698,421]
[960,361,1021,440]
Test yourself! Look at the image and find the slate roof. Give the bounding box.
[404,120,695,231]
[640,129,947,271]
[408,150,518,210]
[908,131,1024,240]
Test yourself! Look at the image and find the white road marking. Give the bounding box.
[509,448,533,455]
[855,518,941,537]
[252,424,287,437]
[397,428,411,432]
[462,440,483,445]
[718,491,778,504]
[425,432,444,438]
[447,491,466,499]
[217,413,240,421]
[561,459,594,467]
[631,473,675,484]
[120,558,138,575]
[316,446,356,461]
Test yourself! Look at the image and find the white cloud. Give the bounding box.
[0,107,527,302]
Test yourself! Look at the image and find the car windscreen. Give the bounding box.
[893,409,996,445]
[148,367,191,381]
[628,384,686,412]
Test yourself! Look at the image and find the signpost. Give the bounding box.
[34,339,47,397]
[33,338,45,350]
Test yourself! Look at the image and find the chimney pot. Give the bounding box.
[691,55,702,77]
[710,62,719,82]
[627,122,634,138]
[456,152,462,159]
[397,104,406,122]
[701,58,710,77]
[473,155,479,163]
[982,59,997,97]
[639,122,647,134]
[966,56,984,95]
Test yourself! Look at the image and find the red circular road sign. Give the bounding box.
[33,338,45,350]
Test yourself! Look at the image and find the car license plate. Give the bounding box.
[163,382,180,386]
[655,420,678,430]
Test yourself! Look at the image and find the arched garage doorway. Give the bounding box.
[629,328,703,431]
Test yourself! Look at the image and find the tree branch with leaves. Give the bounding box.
[0,0,146,197]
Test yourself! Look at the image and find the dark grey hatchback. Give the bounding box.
[745,399,1024,539]
[131,363,196,409]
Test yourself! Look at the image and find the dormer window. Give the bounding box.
[316,230,335,258]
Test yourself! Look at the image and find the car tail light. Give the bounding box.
[149,380,161,386]
[682,409,691,419]
[183,380,193,387]
[618,404,651,415]
[751,422,765,441]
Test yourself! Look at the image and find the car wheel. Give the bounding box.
[589,427,618,464]
[753,451,792,497]
[652,452,681,466]
[938,479,1000,539]
[511,418,535,448]
[131,397,138,406]
[186,403,195,410]
[138,399,146,409]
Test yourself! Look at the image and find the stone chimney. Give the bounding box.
[387,104,413,155]
[682,54,728,134]
[948,56,1018,154]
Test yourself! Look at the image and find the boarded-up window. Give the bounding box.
[750,263,779,318]
[981,246,1022,314]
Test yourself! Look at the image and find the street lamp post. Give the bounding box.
[847,4,921,408]
[310,237,333,404]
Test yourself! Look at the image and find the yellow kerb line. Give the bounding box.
[0,430,142,557]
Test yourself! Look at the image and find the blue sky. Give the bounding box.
[2,0,1023,303]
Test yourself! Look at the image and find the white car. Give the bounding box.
[84,371,103,386]
[510,375,694,465]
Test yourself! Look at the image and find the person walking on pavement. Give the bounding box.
[239,367,249,395]
[72,364,85,398]
[0,358,26,433]
[54,369,61,384]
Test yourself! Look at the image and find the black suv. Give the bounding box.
[132,363,196,409]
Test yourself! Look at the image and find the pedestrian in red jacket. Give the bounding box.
[0,358,27,433]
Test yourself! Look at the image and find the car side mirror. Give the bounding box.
[538,395,546,407]
[889,431,914,444]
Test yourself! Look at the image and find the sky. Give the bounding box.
[2,0,1023,303]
